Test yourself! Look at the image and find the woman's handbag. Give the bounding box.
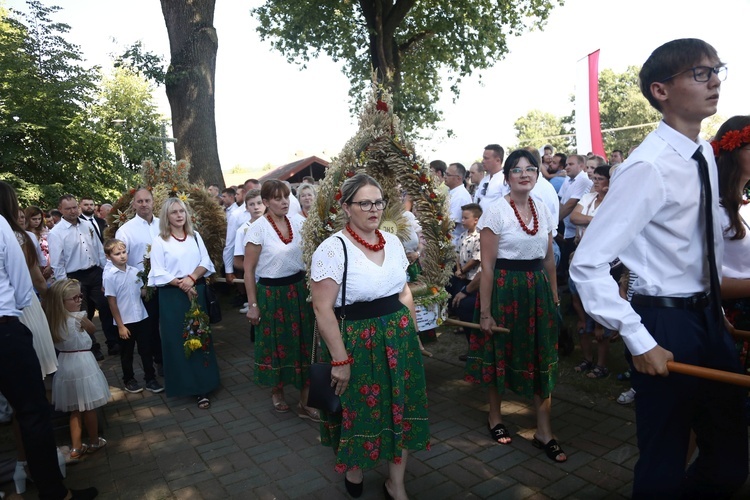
[205,284,222,324]
[307,236,347,414]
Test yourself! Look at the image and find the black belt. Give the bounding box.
[335,294,402,321]
[258,271,304,287]
[495,259,543,272]
[69,266,98,276]
[632,293,710,311]
[0,316,19,324]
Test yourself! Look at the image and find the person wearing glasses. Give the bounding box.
[465,150,564,462]
[445,162,473,244]
[243,180,317,419]
[311,173,429,499]
[571,39,747,497]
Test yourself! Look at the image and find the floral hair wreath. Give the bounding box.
[711,124,750,156]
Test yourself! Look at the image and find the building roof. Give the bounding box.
[258,156,330,184]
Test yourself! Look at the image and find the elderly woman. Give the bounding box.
[465,150,565,462]
[243,180,317,419]
[569,165,617,379]
[311,173,429,499]
[148,198,220,409]
[297,183,317,218]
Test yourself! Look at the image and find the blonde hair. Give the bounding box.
[103,238,126,256]
[45,279,81,343]
[158,198,194,240]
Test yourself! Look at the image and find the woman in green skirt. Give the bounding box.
[148,198,220,409]
[311,174,429,500]
[243,180,317,419]
[465,150,565,462]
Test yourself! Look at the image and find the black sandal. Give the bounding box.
[197,396,210,409]
[532,437,567,462]
[487,422,512,444]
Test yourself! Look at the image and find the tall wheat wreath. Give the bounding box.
[302,84,454,309]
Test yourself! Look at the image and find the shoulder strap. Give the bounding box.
[334,236,348,319]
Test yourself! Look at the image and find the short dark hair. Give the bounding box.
[484,144,505,162]
[429,160,447,175]
[221,187,236,196]
[594,165,612,179]
[449,162,466,178]
[553,153,567,166]
[49,209,62,218]
[503,149,539,180]
[208,183,220,189]
[639,38,721,111]
[58,194,76,208]
[612,149,624,157]
[260,179,291,201]
[461,203,482,219]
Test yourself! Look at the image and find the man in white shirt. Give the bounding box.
[445,163,473,244]
[221,188,241,216]
[557,155,592,278]
[0,213,98,500]
[48,194,118,357]
[570,38,746,497]
[115,188,163,373]
[476,144,505,211]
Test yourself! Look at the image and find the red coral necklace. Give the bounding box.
[509,198,539,235]
[170,231,187,242]
[346,224,386,252]
[267,214,293,244]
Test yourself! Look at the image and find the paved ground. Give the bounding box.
[1,294,748,499]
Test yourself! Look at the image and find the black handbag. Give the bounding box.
[205,284,222,324]
[307,236,347,414]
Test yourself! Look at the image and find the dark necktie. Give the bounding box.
[693,147,722,326]
[83,216,102,242]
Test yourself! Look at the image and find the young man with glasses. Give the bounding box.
[445,163,473,244]
[571,39,746,497]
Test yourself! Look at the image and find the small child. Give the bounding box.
[46,279,111,462]
[450,203,482,360]
[102,239,163,394]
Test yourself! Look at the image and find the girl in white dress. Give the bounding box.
[46,279,111,462]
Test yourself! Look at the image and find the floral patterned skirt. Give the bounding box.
[464,268,558,399]
[319,305,430,472]
[253,277,313,389]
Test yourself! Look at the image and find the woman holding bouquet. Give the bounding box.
[311,173,429,499]
[148,198,220,409]
[243,180,317,420]
[465,150,565,462]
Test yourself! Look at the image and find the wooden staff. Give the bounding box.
[667,361,750,388]
[444,318,509,334]
[731,328,750,341]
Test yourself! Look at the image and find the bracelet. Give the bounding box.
[460,287,467,294]
[331,355,354,367]
[185,275,195,284]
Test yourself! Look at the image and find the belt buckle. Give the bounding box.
[688,293,707,307]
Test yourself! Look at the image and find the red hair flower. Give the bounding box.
[711,140,720,157]
[720,130,744,151]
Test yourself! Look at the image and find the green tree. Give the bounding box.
[513,109,571,152]
[597,66,660,155]
[253,0,560,135]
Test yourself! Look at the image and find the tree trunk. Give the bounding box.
[160,0,223,187]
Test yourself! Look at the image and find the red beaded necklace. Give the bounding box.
[170,231,187,242]
[509,198,539,235]
[267,214,293,244]
[346,224,386,252]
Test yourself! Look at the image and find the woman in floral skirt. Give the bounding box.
[465,150,565,462]
[243,180,317,419]
[311,174,429,499]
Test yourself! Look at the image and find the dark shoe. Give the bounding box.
[586,365,609,379]
[197,396,210,409]
[91,346,104,362]
[344,475,363,498]
[108,344,121,356]
[145,379,164,393]
[532,436,567,463]
[573,359,593,373]
[70,487,99,500]
[458,353,468,362]
[488,422,512,444]
[124,379,143,394]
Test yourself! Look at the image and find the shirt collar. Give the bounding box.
[135,214,157,225]
[655,120,704,162]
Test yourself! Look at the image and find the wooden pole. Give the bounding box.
[666,361,750,388]
[444,318,509,334]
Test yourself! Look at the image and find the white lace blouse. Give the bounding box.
[243,214,306,279]
[477,197,554,260]
[311,230,408,307]
[148,232,215,286]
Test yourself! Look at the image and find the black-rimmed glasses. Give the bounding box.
[660,65,727,83]
[349,199,387,211]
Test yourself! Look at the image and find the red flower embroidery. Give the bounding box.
[366,395,377,407]
[398,315,409,328]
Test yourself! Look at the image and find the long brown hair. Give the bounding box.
[24,205,45,239]
[716,115,750,240]
[45,279,81,343]
[0,181,39,268]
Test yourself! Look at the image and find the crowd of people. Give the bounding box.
[1,37,749,499]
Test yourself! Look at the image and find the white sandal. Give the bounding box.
[86,437,107,454]
[617,388,636,405]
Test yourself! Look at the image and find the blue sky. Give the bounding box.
[6,0,749,171]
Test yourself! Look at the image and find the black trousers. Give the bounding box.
[447,276,476,342]
[628,304,748,499]
[143,293,162,365]
[70,266,118,348]
[0,320,67,499]
[119,319,155,383]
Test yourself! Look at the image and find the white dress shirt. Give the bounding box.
[115,214,160,272]
[224,209,252,273]
[288,193,302,216]
[448,184,473,243]
[570,121,722,356]
[48,218,106,281]
[148,232,215,286]
[558,170,593,239]
[0,215,33,316]
[477,173,506,212]
[103,265,148,325]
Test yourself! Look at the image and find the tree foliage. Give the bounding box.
[0,1,164,207]
[513,109,571,152]
[253,0,561,135]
